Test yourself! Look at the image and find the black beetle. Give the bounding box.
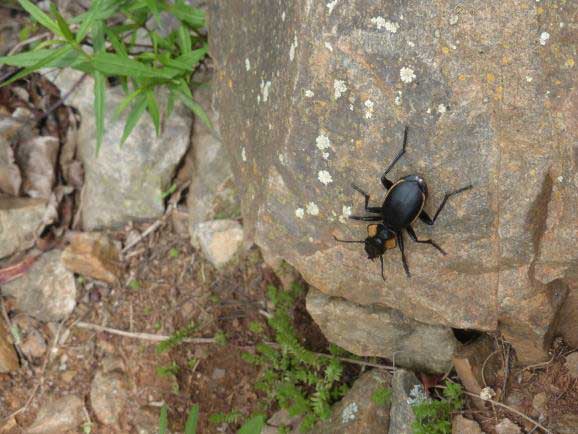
[335,126,472,279]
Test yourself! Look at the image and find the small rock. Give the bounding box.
[0,117,23,196]
[132,406,170,434]
[0,198,47,259]
[267,409,301,428]
[452,415,483,434]
[314,370,391,434]
[0,319,18,373]
[61,232,122,284]
[16,136,59,199]
[193,219,244,267]
[21,329,47,359]
[551,414,578,434]
[495,418,522,434]
[531,392,547,416]
[25,395,85,434]
[389,369,422,434]
[90,356,128,426]
[2,251,76,321]
[212,368,226,380]
[564,352,578,378]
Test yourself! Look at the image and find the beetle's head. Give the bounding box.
[364,224,396,259]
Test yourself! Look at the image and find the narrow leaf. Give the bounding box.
[146,0,161,26]
[177,25,191,54]
[105,28,128,57]
[158,404,168,434]
[115,88,143,116]
[94,71,106,155]
[177,89,212,130]
[0,48,60,67]
[146,90,161,136]
[18,0,62,36]
[170,2,205,28]
[184,404,199,434]
[237,415,265,434]
[76,0,102,42]
[50,4,75,42]
[92,20,105,53]
[120,93,147,146]
[92,52,172,79]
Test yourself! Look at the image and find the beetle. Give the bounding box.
[334,126,472,279]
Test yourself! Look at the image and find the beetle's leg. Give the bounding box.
[396,231,411,278]
[333,235,364,244]
[406,226,446,255]
[381,126,409,182]
[349,215,382,222]
[379,256,385,281]
[419,184,473,225]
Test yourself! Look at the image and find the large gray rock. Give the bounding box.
[49,69,192,230]
[306,288,457,373]
[208,0,577,363]
[25,395,85,434]
[388,369,421,434]
[0,198,47,259]
[90,356,129,427]
[1,250,76,321]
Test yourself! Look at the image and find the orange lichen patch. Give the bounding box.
[536,6,544,14]
[228,79,233,89]
[442,46,450,55]
[494,86,504,101]
[566,58,575,68]
[486,73,495,82]
[458,74,466,81]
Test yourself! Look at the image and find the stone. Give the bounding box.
[453,335,498,409]
[21,329,47,359]
[0,198,47,259]
[557,288,578,348]
[212,367,226,380]
[452,415,483,434]
[495,418,521,434]
[90,356,129,426]
[192,219,244,267]
[16,136,59,199]
[61,232,122,284]
[531,392,547,417]
[564,352,578,378]
[551,414,578,434]
[208,0,577,364]
[0,319,18,373]
[25,395,85,434]
[313,370,391,434]
[48,69,192,230]
[306,288,457,373]
[0,117,23,196]
[185,76,239,226]
[388,369,422,434]
[2,251,76,322]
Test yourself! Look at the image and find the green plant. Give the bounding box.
[214,330,228,346]
[156,323,197,353]
[242,284,350,432]
[159,403,199,434]
[209,410,242,425]
[155,361,179,377]
[128,279,141,290]
[0,0,210,154]
[371,386,392,406]
[411,381,463,434]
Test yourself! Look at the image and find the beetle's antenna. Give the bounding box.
[333,235,364,244]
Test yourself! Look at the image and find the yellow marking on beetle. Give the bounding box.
[385,238,397,250]
[367,224,378,237]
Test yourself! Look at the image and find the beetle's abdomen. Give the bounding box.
[382,180,425,230]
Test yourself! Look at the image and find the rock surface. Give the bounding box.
[552,414,578,434]
[192,219,244,267]
[0,198,47,259]
[306,287,456,373]
[564,352,578,379]
[61,232,121,284]
[49,69,192,230]
[452,415,483,434]
[314,370,391,434]
[0,117,24,196]
[208,0,577,363]
[495,418,522,434]
[25,395,85,434]
[0,319,18,373]
[388,369,421,434]
[2,251,76,321]
[90,356,129,427]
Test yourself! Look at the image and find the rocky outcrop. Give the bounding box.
[208,0,577,363]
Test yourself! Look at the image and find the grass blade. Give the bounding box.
[18,0,62,37]
[0,48,61,67]
[184,404,199,434]
[92,52,171,79]
[146,89,160,136]
[120,93,147,146]
[237,415,265,434]
[177,24,191,54]
[50,4,75,42]
[94,71,106,155]
[159,404,168,434]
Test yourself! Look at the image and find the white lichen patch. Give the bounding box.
[437,103,447,114]
[316,134,331,151]
[326,0,338,14]
[260,80,272,102]
[539,31,550,46]
[557,175,564,183]
[341,402,358,423]
[318,170,333,185]
[278,153,288,165]
[407,41,415,47]
[289,35,298,61]
[395,91,402,106]
[334,79,347,99]
[400,67,416,83]
[306,202,319,216]
[371,17,399,33]
[305,89,315,98]
[324,41,333,52]
[245,58,251,71]
[322,152,330,160]
[339,205,352,223]
[407,384,428,405]
[349,104,354,111]
[241,147,247,162]
[364,99,374,119]
[281,11,286,21]
[526,76,533,82]
[295,208,305,219]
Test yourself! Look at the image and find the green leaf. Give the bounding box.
[158,404,168,434]
[94,71,105,155]
[0,48,60,67]
[0,45,72,88]
[146,0,161,26]
[237,415,265,434]
[76,0,102,42]
[176,83,212,130]
[18,0,62,37]
[184,404,199,434]
[50,4,75,42]
[160,46,207,72]
[92,52,172,79]
[92,20,105,53]
[177,25,191,54]
[104,28,128,57]
[170,2,205,28]
[119,93,147,146]
[115,88,144,116]
[146,90,161,135]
